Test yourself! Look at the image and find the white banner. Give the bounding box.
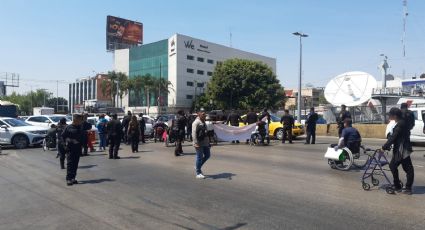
[213,123,257,141]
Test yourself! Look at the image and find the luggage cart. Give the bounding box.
[361,149,401,194]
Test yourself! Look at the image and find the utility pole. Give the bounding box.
[380,54,389,123]
[158,62,162,115]
[293,32,309,123]
[56,80,59,112]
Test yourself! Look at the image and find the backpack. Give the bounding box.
[196,123,207,141]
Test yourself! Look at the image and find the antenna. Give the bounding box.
[229,30,233,48]
[402,0,408,57]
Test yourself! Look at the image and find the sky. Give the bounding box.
[1,0,425,98]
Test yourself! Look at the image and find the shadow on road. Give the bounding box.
[89,153,107,156]
[207,173,236,180]
[79,178,115,184]
[78,164,97,169]
[221,223,247,230]
[120,156,140,159]
[413,186,425,195]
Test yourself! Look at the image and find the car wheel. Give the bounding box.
[275,128,283,140]
[13,134,29,149]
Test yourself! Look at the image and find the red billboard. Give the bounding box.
[106,15,143,51]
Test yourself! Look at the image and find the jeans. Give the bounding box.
[195,146,211,174]
[99,133,107,149]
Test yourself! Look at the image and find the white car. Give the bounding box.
[385,107,425,143]
[140,115,155,137]
[0,117,48,149]
[25,115,71,127]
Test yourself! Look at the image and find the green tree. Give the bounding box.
[207,59,285,110]
[1,89,55,115]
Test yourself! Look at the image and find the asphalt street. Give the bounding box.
[0,136,424,230]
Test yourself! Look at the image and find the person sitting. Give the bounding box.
[337,118,361,154]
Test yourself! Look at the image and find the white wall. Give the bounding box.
[114,49,130,109]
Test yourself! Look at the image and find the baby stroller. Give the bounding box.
[361,149,401,194]
[250,121,268,146]
[43,135,57,151]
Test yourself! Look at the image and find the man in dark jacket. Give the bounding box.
[337,104,351,138]
[305,107,319,144]
[382,107,414,195]
[186,113,196,141]
[62,114,84,186]
[226,109,242,143]
[280,110,294,144]
[245,108,258,144]
[401,103,415,152]
[122,111,132,144]
[106,114,123,159]
[138,113,146,143]
[175,110,187,156]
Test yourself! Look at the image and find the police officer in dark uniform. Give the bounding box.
[56,118,68,169]
[280,110,294,144]
[122,111,132,144]
[106,113,123,159]
[305,107,319,144]
[337,104,351,138]
[226,109,242,143]
[175,110,187,156]
[62,114,84,186]
[138,113,146,143]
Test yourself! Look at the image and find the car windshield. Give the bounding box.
[270,115,281,122]
[3,118,31,127]
[49,116,70,122]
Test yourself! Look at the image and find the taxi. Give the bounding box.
[239,114,304,140]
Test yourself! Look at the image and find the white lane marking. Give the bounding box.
[413,164,424,168]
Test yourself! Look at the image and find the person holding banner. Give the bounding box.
[192,109,211,179]
[245,108,258,144]
[226,109,243,143]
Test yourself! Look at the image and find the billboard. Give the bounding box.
[106,15,143,51]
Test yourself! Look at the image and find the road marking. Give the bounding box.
[413,164,424,168]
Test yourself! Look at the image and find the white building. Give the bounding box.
[115,33,276,115]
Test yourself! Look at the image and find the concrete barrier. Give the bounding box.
[316,124,387,139]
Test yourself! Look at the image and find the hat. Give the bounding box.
[387,107,402,118]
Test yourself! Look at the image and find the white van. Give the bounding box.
[385,107,425,142]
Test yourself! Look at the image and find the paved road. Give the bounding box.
[0,137,424,230]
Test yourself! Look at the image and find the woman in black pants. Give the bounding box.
[127,115,141,153]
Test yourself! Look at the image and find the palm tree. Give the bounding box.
[117,72,128,107]
[142,74,154,115]
[155,78,174,106]
[132,75,144,106]
[101,71,119,107]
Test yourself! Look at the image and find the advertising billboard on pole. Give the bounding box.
[106,15,143,51]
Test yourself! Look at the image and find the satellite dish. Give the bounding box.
[324,71,377,107]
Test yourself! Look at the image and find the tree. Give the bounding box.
[117,72,128,107]
[1,89,57,115]
[155,78,174,106]
[101,71,121,107]
[206,59,285,110]
[142,74,155,114]
[318,92,329,105]
[46,97,68,113]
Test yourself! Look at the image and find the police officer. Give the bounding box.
[280,110,294,144]
[56,118,68,169]
[305,107,319,144]
[122,111,132,144]
[106,113,123,159]
[258,108,271,144]
[138,113,146,143]
[62,114,84,186]
[337,105,351,138]
[174,110,187,156]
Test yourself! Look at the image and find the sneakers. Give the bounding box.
[390,185,403,193]
[72,179,78,184]
[196,174,205,179]
[402,188,412,195]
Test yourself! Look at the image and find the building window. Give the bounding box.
[207,71,213,76]
[197,82,204,87]
[187,68,194,73]
[197,70,204,75]
[197,57,204,62]
[187,55,194,60]
[207,59,214,64]
[187,81,194,87]
[186,95,193,99]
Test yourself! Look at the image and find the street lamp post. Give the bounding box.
[293,32,308,123]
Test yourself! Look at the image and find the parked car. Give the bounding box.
[0,117,48,149]
[385,107,425,143]
[139,115,155,137]
[238,114,305,140]
[25,115,71,127]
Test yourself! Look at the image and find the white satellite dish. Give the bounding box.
[324,71,377,107]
